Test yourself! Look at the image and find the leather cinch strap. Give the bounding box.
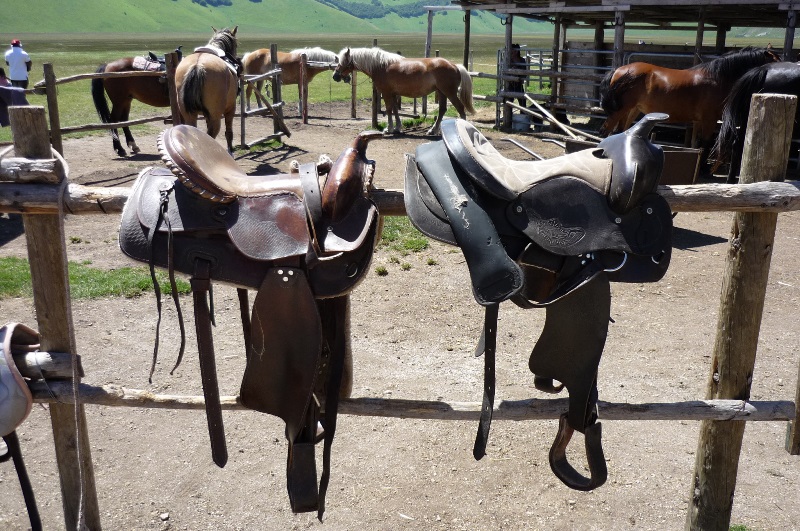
[473,303,498,460]
[1,432,41,531]
[191,258,228,468]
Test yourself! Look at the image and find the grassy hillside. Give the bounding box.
[0,0,548,35]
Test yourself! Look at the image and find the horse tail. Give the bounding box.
[713,65,769,163]
[457,64,476,115]
[599,69,639,115]
[180,64,208,116]
[598,70,615,113]
[91,64,112,123]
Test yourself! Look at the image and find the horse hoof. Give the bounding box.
[131,145,141,154]
[116,149,127,157]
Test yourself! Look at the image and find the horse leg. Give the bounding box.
[383,94,398,134]
[428,89,448,136]
[120,101,140,154]
[108,102,127,157]
[446,91,467,120]
[224,111,235,155]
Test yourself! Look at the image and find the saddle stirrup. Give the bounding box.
[473,303,499,460]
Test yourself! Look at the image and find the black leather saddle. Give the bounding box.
[119,125,382,518]
[404,114,672,491]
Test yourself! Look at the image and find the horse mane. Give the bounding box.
[208,27,238,57]
[339,47,404,75]
[696,46,776,82]
[291,47,337,63]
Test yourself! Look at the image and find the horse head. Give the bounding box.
[332,48,353,84]
[208,26,239,59]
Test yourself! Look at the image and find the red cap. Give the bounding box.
[10,39,20,46]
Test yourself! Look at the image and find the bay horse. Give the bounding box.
[242,47,337,111]
[175,27,240,153]
[332,47,475,135]
[91,51,180,156]
[599,47,781,158]
[714,61,800,182]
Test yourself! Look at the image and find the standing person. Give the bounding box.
[4,40,31,89]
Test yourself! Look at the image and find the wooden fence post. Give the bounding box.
[300,53,308,124]
[165,52,182,126]
[43,63,63,156]
[10,106,101,530]
[686,93,797,531]
[372,38,379,129]
[350,70,357,119]
[270,44,283,135]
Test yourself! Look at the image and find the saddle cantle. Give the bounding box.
[119,125,383,518]
[0,323,42,531]
[404,114,672,491]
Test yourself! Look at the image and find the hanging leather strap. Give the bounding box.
[473,303,499,460]
[2,431,41,531]
[191,258,228,468]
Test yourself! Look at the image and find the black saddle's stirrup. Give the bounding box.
[404,113,672,492]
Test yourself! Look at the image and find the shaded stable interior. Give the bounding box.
[424,1,800,179]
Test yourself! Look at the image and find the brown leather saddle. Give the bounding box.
[0,323,42,531]
[404,114,673,491]
[119,125,382,518]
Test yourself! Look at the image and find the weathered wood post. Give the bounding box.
[9,106,101,529]
[350,70,358,119]
[165,52,182,127]
[686,93,797,531]
[372,38,380,129]
[299,53,308,124]
[42,63,63,155]
[270,44,283,135]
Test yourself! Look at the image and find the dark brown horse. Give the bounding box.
[175,27,240,153]
[714,61,800,182]
[242,46,337,111]
[332,47,475,135]
[91,50,180,156]
[599,47,781,142]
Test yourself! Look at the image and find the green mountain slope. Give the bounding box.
[0,0,547,35]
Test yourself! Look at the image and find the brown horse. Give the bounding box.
[91,50,180,156]
[242,46,337,111]
[599,46,781,141]
[175,27,240,153]
[332,47,475,135]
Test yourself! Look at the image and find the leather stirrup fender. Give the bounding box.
[549,412,607,491]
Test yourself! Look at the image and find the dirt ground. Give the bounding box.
[1,101,799,530]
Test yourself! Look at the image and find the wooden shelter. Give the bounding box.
[425,1,800,131]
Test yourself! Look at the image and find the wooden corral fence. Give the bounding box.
[31,52,290,154]
[1,95,799,530]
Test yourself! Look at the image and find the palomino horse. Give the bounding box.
[599,47,781,146]
[714,61,800,182]
[91,48,181,156]
[175,27,240,153]
[332,47,475,135]
[242,47,337,111]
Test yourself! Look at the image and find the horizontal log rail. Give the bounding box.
[59,114,172,135]
[3,181,800,217]
[26,381,795,422]
[33,68,164,88]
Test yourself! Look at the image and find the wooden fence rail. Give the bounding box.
[1,96,799,530]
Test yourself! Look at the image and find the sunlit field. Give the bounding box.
[0,33,555,143]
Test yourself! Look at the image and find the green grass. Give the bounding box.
[379,216,428,254]
[0,256,191,299]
